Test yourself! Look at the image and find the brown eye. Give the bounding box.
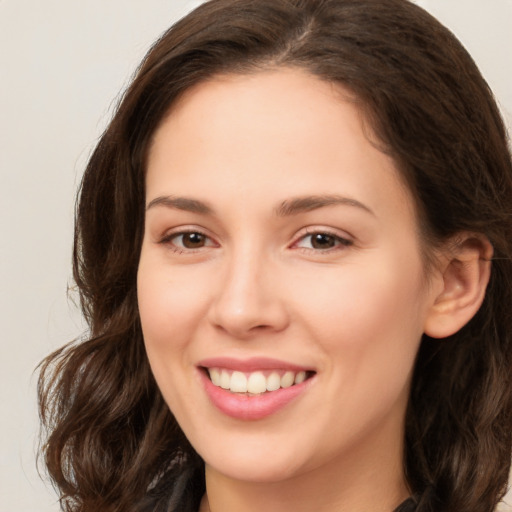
[161,231,215,251]
[294,231,352,251]
[310,233,337,249]
[180,232,207,248]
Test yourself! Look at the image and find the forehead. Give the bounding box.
[146,68,415,223]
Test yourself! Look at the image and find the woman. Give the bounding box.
[38,1,512,511]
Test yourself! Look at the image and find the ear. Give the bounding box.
[424,234,493,339]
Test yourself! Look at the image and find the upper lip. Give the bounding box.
[197,356,314,373]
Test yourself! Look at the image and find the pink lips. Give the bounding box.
[198,357,314,421]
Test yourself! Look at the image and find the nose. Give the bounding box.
[207,249,289,339]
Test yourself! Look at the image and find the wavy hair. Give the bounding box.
[38,1,512,511]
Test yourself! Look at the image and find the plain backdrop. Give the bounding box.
[0,1,511,511]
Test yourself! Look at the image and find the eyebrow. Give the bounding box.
[145,194,374,217]
[275,195,374,217]
[146,196,213,214]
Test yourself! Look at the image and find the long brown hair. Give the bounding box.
[38,1,512,511]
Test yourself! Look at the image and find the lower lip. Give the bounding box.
[200,370,312,421]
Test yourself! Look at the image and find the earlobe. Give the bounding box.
[424,234,493,339]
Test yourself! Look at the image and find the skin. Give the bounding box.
[137,68,488,512]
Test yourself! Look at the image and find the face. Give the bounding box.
[138,68,438,484]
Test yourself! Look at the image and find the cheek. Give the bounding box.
[138,253,206,332]
[136,252,210,378]
[296,253,426,376]
[292,257,426,447]
[137,260,205,414]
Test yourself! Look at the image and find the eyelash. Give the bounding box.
[158,228,353,254]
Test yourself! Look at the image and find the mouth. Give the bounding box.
[197,357,316,420]
[202,367,316,395]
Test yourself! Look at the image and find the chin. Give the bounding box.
[197,433,312,483]
[205,456,304,484]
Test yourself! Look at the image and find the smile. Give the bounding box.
[207,368,309,394]
[198,358,316,420]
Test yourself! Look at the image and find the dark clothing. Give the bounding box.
[395,497,417,512]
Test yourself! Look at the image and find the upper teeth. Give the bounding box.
[208,368,307,394]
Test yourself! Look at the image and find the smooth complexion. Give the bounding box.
[137,68,482,512]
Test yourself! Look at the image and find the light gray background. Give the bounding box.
[1,1,511,511]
